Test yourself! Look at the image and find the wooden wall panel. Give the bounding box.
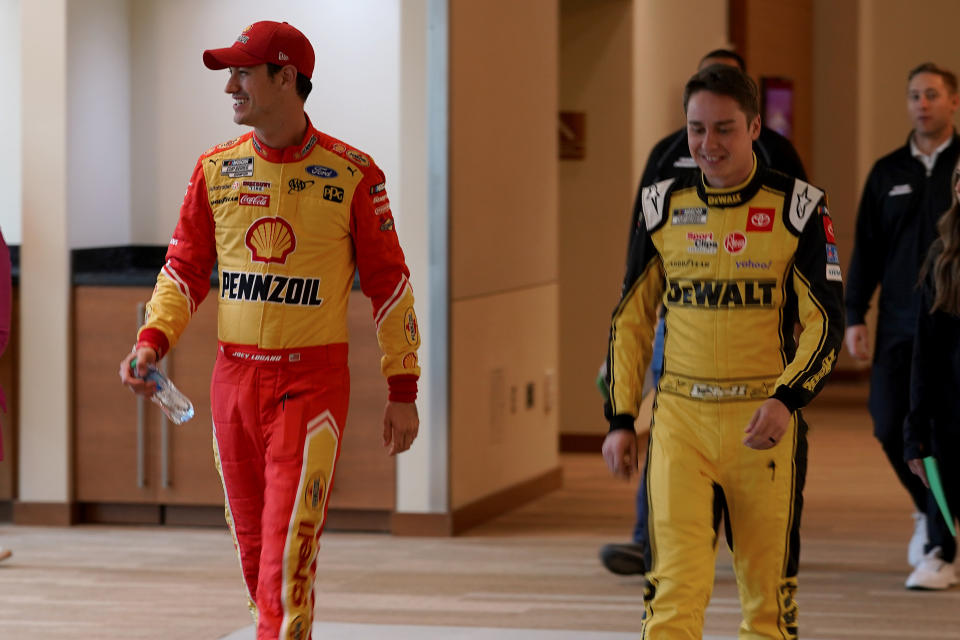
[730,0,814,174]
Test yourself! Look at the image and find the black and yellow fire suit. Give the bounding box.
[605,159,843,638]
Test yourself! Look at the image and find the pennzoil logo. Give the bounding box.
[304,474,326,512]
[221,270,324,307]
[666,278,776,308]
[346,149,370,166]
[245,217,296,264]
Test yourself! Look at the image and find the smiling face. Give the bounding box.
[907,72,959,141]
[686,90,761,188]
[223,64,283,128]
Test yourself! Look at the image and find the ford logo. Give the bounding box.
[306,165,338,179]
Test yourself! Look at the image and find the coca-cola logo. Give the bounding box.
[724,231,747,254]
[239,193,270,207]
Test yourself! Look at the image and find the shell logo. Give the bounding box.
[245,217,297,264]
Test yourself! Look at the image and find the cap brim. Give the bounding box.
[203,47,265,71]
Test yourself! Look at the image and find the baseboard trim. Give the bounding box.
[391,466,563,537]
[14,501,79,526]
[325,508,392,532]
[559,433,605,453]
[390,511,454,536]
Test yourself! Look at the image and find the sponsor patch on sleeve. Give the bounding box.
[370,182,386,195]
[821,210,836,243]
[826,244,840,264]
[826,264,843,282]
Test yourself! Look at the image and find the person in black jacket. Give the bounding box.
[904,162,960,590]
[599,49,807,577]
[845,62,960,589]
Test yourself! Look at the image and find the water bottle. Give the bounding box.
[131,360,195,424]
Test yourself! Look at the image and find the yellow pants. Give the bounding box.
[641,394,806,639]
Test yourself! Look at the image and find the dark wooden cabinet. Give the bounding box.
[74,287,222,505]
[73,286,394,525]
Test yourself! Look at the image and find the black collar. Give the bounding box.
[696,155,763,208]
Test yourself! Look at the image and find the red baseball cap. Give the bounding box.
[203,21,315,79]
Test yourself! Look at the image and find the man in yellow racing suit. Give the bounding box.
[602,65,844,638]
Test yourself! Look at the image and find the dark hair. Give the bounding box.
[266,63,313,101]
[921,165,960,316]
[699,49,746,72]
[908,62,958,95]
[683,64,759,122]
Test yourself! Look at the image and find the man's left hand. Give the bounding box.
[743,398,791,450]
[383,401,419,456]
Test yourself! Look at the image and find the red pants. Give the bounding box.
[211,342,349,640]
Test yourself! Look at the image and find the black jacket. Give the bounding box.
[904,239,960,460]
[627,126,807,241]
[845,132,960,346]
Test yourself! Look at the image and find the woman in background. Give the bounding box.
[904,164,960,590]
[0,228,10,563]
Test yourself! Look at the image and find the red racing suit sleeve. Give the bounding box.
[351,166,421,403]
[137,159,217,358]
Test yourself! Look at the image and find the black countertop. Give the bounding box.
[71,245,171,286]
[50,245,359,289]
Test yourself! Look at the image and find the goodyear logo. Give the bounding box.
[221,271,324,307]
[706,192,742,206]
[666,278,776,308]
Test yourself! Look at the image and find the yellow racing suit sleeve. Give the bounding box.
[137,159,217,358]
[604,203,667,432]
[771,198,845,411]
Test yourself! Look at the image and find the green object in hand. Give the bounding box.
[923,456,956,537]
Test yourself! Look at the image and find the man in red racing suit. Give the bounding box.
[119,21,421,640]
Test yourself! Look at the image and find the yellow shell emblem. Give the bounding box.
[245,217,297,264]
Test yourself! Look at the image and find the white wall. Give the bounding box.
[129,0,403,249]
[0,0,21,244]
[67,0,131,248]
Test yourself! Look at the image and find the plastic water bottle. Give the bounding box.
[132,361,195,424]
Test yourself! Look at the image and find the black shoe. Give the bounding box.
[599,542,646,575]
